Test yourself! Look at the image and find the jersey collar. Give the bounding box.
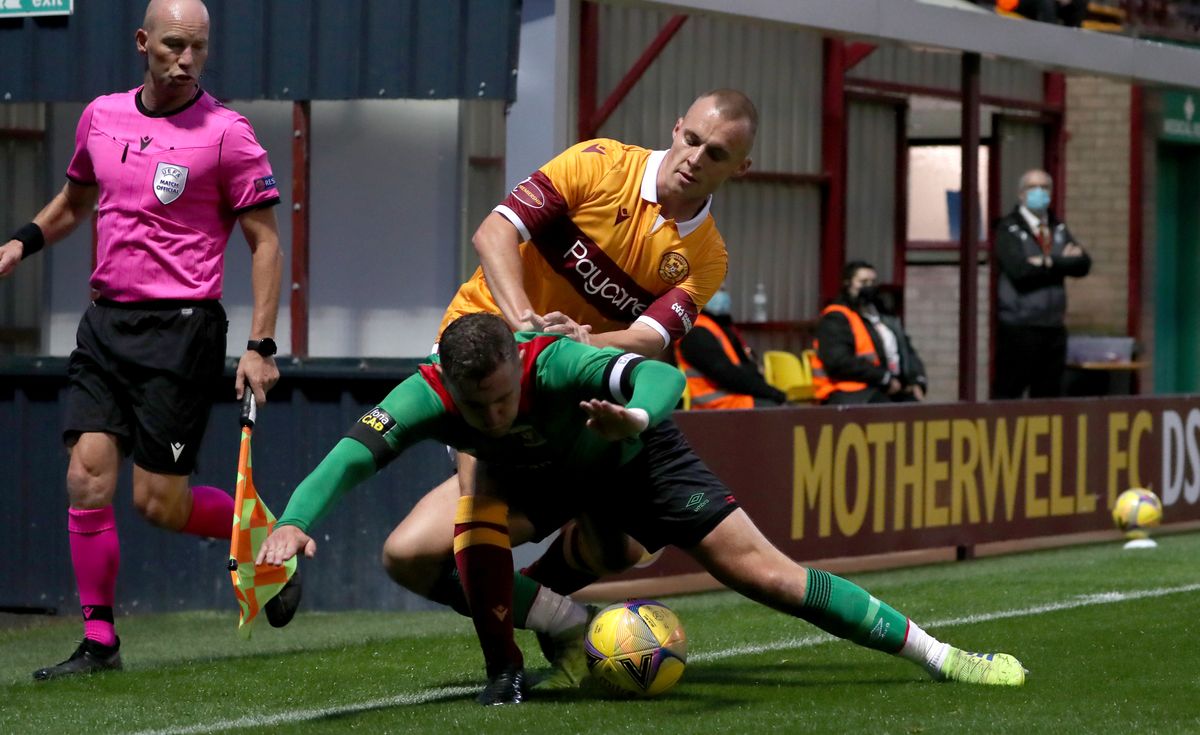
[134,86,204,118]
[642,149,712,238]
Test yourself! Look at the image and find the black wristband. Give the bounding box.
[11,222,45,260]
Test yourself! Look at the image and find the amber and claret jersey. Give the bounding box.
[440,138,729,347]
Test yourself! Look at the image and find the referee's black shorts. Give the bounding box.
[64,299,228,475]
[497,419,740,553]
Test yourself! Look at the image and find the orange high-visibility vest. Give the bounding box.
[810,304,880,402]
[674,314,755,410]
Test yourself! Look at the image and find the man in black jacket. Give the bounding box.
[993,169,1091,399]
[812,261,927,405]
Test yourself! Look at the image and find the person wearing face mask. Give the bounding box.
[811,261,928,405]
[992,169,1091,399]
[674,285,786,409]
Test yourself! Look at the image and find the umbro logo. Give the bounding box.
[171,442,186,462]
[683,492,710,513]
[140,136,153,151]
[870,617,886,642]
[614,207,631,225]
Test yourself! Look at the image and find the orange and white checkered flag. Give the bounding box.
[228,393,295,637]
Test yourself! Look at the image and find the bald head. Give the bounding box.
[137,0,210,111]
[695,88,758,143]
[143,0,209,34]
[1019,168,1052,192]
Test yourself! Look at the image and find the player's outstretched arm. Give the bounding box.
[275,438,381,537]
[257,524,317,566]
[624,358,686,422]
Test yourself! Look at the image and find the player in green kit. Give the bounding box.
[259,314,1026,705]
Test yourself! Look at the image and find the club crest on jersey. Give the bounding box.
[153,162,189,205]
[658,252,689,284]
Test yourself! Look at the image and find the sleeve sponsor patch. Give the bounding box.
[641,287,698,343]
[254,175,277,192]
[346,407,399,468]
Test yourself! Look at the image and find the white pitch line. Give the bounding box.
[691,581,1200,662]
[128,686,477,735]
[132,582,1200,735]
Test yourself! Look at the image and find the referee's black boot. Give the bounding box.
[264,565,302,628]
[477,664,526,705]
[33,637,122,681]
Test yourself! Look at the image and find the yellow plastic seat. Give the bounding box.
[763,350,815,403]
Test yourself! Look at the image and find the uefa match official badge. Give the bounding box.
[658,252,689,284]
[154,162,190,205]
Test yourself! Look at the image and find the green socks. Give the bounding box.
[800,568,908,652]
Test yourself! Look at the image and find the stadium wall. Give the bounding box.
[611,396,1200,587]
[6,374,1198,615]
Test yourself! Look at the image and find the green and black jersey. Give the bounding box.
[277,333,685,532]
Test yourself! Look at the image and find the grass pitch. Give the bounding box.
[2,532,1198,734]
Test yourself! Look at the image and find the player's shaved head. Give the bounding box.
[439,313,520,387]
[143,0,209,33]
[696,88,758,141]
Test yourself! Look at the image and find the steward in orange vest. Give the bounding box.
[811,262,927,405]
[675,298,785,410]
[992,0,1086,26]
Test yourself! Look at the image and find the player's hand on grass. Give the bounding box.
[257,524,317,566]
[580,399,649,440]
[523,310,593,344]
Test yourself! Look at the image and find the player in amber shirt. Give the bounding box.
[442,137,730,348]
[441,89,755,356]
[371,91,758,701]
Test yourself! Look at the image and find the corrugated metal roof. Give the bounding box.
[0,0,521,103]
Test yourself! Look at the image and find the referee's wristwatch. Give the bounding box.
[247,337,278,358]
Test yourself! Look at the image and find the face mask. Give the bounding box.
[706,289,731,317]
[1024,186,1051,212]
[855,285,878,306]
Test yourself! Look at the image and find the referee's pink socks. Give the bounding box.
[181,485,234,539]
[68,506,119,646]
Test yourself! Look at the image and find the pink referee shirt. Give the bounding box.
[67,88,279,301]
